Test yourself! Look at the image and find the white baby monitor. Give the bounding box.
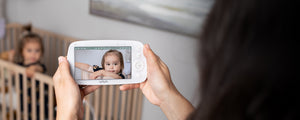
[67,40,147,85]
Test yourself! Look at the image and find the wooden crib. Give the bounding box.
[0,23,144,120]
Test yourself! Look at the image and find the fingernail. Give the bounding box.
[145,44,150,50]
[58,56,64,63]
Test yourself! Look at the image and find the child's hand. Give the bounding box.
[32,64,44,73]
[0,50,15,62]
[26,65,36,77]
[89,70,104,79]
[26,65,44,77]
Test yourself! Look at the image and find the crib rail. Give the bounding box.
[0,23,77,76]
[0,23,144,120]
[0,59,55,120]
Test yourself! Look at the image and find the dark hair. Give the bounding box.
[189,0,295,119]
[101,50,124,73]
[14,24,44,63]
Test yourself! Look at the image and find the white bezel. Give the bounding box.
[67,40,147,85]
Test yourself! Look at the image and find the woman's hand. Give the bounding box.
[120,44,178,106]
[120,44,195,119]
[53,56,101,120]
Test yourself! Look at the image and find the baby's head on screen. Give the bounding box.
[101,50,124,74]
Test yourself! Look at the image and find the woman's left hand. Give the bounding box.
[53,56,101,120]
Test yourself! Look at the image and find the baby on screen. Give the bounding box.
[75,49,125,79]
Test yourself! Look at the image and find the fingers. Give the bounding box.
[120,84,140,91]
[81,85,102,96]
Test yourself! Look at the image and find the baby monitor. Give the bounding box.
[67,40,147,85]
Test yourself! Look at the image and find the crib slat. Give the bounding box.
[49,86,54,120]
[50,37,55,76]
[120,91,127,120]
[6,28,11,50]
[63,39,69,56]
[15,71,21,120]
[13,27,19,49]
[1,66,7,120]
[55,38,62,74]
[113,86,120,120]
[57,38,62,57]
[84,95,90,120]
[136,91,143,120]
[94,89,100,120]
[8,30,11,50]
[100,86,107,120]
[44,34,50,75]
[131,89,139,120]
[0,36,3,52]
[40,81,45,120]
[34,73,53,85]
[8,69,13,120]
[12,27,17,49]
[126,90,133,120]
[23,72,28,120]
[107,85,114,120]
[31,77,36,120]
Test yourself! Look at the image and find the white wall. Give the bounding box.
[6,0,201,119]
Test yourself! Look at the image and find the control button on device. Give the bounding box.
[136,52,142,58]
[135,61,144,71]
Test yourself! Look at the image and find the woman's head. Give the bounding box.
[101,50,124,74]
[189,0,295,119]
[17,32,44,64]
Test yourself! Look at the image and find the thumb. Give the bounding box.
[143,44,160,66]
[58,56,71,75]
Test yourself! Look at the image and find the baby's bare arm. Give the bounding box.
[75,62,93,72]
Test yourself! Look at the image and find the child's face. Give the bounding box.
[104,54,121,74]
[22,41,42,64]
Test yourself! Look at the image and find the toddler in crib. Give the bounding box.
[0,24,46,77]
[15,25,46,77]
[76,49,125,79]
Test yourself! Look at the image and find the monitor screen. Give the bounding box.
[74,46,131,80]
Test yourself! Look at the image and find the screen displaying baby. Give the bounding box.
[74,47,131,80]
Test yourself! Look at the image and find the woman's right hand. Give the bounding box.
[120,44,178,106]
[120,44,194,119]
